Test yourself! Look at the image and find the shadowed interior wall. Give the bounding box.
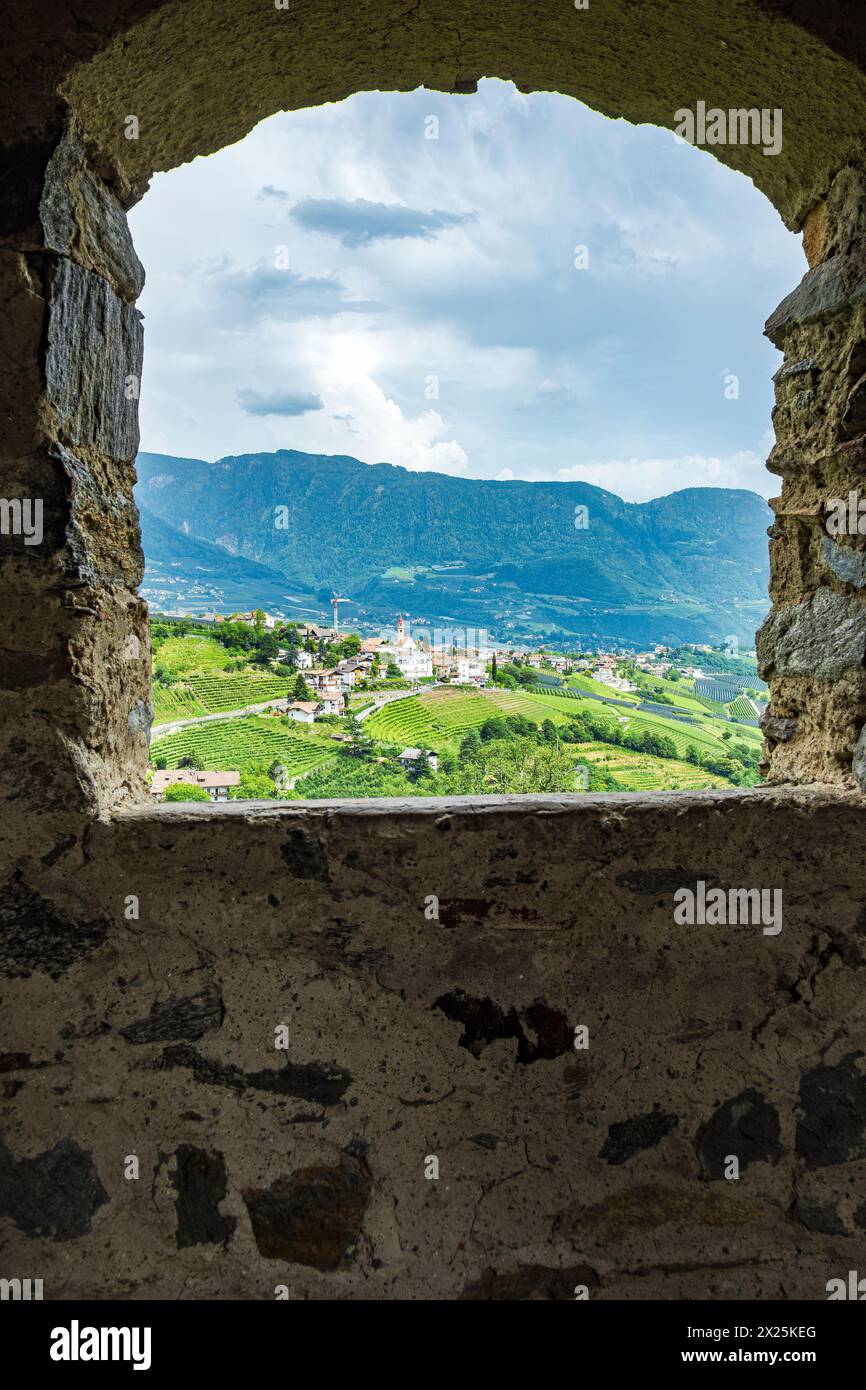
[3,0,866,1299]
[4,790,866,1299]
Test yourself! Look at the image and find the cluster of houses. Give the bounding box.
[285,616,441,722]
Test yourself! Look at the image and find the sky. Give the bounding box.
[129,79,806,503]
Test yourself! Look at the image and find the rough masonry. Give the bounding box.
[3,0,866,1300]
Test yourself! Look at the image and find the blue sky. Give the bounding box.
[130,79,805,502]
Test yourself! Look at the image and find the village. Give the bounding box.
[147,605,763,803]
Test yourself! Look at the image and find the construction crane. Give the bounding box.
[331,593,353,633]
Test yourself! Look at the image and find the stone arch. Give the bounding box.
[7,2,866,1306]
[54,0,866,226]
[4,0,866,851]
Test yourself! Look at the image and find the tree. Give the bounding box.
[491,653,498,682]
[293,673,312,701]
[178,753,204,770]
[458,737,575,794]
[163,783,210,802]
[346,713,373,758]
[231,770,279,799]
[386,662,402,679]
[460,728,481,757]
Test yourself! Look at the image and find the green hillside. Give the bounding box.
[136,449,771,646]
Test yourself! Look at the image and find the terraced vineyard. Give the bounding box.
[574,743,734,790]
[152,673,294,728]
[365,689,505,747]
[364,697,440,746]
[729,696,758,721]
[417,689,511,737]
[151,716,337,777]
[151,683,206,724]
[593,706,746,760]
[366,684,762,766]
[694,677,740,703]
[485,687,574,723]
[185,673,290,711]
[148,676,761,798]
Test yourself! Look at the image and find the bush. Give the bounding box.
[163,783,210,802]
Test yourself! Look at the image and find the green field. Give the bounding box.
[565,672,641,703]
[154,635,230,676]
[150,716,338,778]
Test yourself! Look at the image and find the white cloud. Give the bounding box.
[556,450,772,501]
[130,78,802,496]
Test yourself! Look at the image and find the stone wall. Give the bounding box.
[2,790,866,1300]
[759,167,866,789]
[3,0,866,1300]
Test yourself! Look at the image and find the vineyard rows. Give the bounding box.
[151,716,337,776]
[729,696,758,721]
[694,677,740,703]
[187,673,290,711]
[577,744,731,790]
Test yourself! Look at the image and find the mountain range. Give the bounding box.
[134,449,771,646]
